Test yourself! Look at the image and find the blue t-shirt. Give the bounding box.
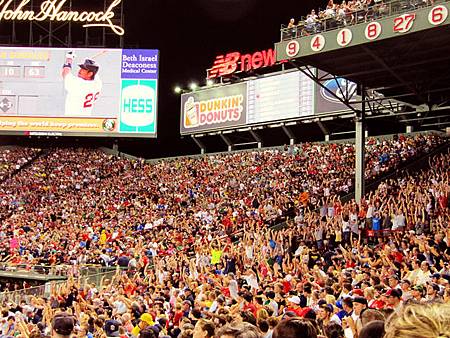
[372,217,381,230]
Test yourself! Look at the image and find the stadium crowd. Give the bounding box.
[0,148,40,182]
[0,133,448,338]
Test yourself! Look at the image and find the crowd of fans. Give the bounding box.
[283,0,434,39]
[0,132,448,338]
[0,148,40,182]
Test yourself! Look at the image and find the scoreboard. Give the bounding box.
[180,69,356,135]
[247,70,314,125]
[0,47,159,137]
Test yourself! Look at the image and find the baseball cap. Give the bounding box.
[78,59,99,73]
[104,320,121,337]
[353,296,368,305]
[140,313,154,326]
[52,312,75,336]
[317,299,327,306]
[351,289,364,297]
[385,289,402,299]
[266,291,275,300]
[287,296,301,305]
[412,285,424,292]
[431,273,441,279]
[431,283,440,292]
[320,303,334,313]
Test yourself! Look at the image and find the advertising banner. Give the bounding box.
[315,74,359,114]
[180,69,359,135]
[180,82,247,134]
[0,47,158,137]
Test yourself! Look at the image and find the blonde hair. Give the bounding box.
[364,287,374,299]
[257,308,269,320]
[384,303,450,338]
[325,294,336,305]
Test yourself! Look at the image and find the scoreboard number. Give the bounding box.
[393,13,416,33]
[428,5,448,25]
[285,40,300,57]
[0,66,20,78]
[24,66,45,78]
[310,35,326,52]
[365,22,382,40]
[337,28,353,47]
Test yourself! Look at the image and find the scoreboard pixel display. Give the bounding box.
[0,47,159,137]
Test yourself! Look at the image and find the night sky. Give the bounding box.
[117,0,324,157]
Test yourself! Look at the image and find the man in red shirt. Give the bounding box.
[284,296,303,317]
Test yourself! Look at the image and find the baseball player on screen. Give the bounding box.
[62,51,102,116]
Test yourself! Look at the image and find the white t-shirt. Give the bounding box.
[64,73,102,116]
[342,220,351,233]
[392,214,406,230]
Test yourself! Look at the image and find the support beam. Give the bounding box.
[317,121,330,141]
[289,61,359,115]
[362,45,428,105]
[249,130,263,148]
[355,85,366,205]
[281,125,296,145]
[220,134,233,152]
[191,136,206,154]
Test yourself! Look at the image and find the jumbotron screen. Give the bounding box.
[0,47,159,137]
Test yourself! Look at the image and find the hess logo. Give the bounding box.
[321,78,357,103]
[121,85,155,127]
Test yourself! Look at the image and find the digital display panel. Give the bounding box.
[181,69,355,135]
[0,47,159,137]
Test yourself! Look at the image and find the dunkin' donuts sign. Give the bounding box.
[180,82,247,134]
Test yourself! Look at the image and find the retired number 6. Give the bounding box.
[428,5,448,25]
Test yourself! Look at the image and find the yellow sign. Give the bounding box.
[0,116,117,133]
[0,0,124,35]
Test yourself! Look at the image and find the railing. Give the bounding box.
[280,0,438,41]
[0,263,122,277]
[0,267,127,305]
[0,283,60,304]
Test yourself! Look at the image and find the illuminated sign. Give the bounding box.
[0,47,159,138]
[0,0,124,35]
[207,48,276,79]
[181,83,248,133]
[184,95,244,128]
